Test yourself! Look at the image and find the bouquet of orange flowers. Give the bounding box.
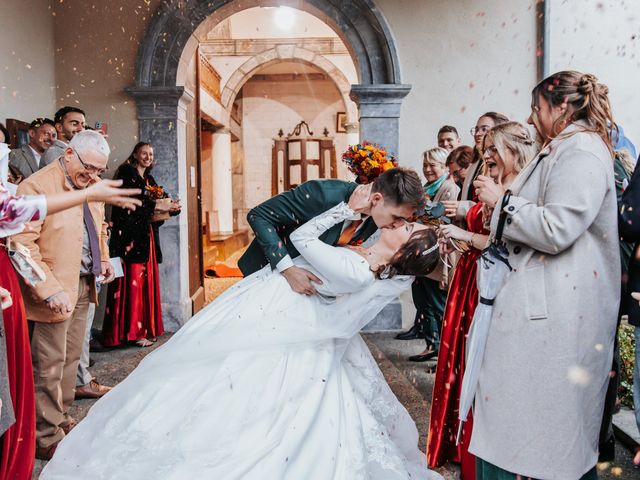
[145,184,172,222]
[341,142,398,184]
[145,184,168,200]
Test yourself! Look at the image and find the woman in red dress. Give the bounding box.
[427,200,488,479]
[0,127,141,479]
[427,122,537,479]
[102,143,180,348]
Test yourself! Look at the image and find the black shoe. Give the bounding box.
[395,326,423,340]
[88,357,95,368]
[409,351,438,362]
[89,338,111,353]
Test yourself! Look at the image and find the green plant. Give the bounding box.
[618,322,636,409]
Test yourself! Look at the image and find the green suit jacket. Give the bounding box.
[238,179,378,276]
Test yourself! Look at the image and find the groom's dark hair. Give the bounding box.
[371,167,425,211]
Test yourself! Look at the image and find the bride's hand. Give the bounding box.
[439,224,471,243]
[347,185,371,214]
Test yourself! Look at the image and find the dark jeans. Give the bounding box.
[476,458,597,480]
[411,277,446,351]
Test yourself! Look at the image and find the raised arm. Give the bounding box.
[290,202,372,292]
[247,180,349,272]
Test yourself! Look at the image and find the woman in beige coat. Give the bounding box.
[471,71,620,479]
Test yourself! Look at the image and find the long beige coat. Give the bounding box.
[11,160,109,323]
[469,123,620,479]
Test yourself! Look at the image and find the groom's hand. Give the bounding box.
[282,266,322,295]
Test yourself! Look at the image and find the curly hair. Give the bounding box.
[531,71,616,154]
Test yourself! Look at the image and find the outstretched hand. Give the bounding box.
[87,179,142,210]
[282,266,322,296]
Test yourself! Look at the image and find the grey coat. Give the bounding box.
[40,139,68,166]
[9,145,41,179]
[469,123,620,479]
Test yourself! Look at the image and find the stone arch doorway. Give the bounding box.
[221,47,358,125]
[128,1,410,328]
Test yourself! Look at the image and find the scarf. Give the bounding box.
[424,173,448,199]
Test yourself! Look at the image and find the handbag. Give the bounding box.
[4,237,46,286]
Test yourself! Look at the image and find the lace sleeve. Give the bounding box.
[290,202,372,291]
[0,188,47,238]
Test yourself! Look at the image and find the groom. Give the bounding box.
[238,167,426,295]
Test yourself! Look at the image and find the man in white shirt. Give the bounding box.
[41,106,86,166]
[8,118,57,180]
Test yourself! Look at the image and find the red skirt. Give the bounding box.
[101,228,164,347]
[427,202,487,480]
[0,248,35,480]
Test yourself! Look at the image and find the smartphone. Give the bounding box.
[95,122,108,136]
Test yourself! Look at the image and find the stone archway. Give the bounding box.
[127,0,410,327]
[220,47,358,124]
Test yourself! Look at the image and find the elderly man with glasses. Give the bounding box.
[11,130,114,460]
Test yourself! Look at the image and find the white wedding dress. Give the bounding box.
[41,203,442,480]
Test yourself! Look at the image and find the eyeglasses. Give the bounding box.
[74,149,107,176]
[483,145,499,157]
[470,125,492,136]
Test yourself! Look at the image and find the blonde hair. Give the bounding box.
[422,147,449,167]
[484,122,537,183]
[532,71,616,154]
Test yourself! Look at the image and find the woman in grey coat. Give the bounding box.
[471,71,620,479]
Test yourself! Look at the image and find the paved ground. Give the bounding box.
[33,332,638,479]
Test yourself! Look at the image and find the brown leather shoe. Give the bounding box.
[35,442,58,460]
[75,379,112,399]
[60,417,77,434]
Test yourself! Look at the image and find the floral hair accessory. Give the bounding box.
[341,142,398,184]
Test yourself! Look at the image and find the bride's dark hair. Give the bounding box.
[374,228,439,279]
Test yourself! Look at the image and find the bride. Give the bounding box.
[41,198,443,480]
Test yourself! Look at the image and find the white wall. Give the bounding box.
[0,0,56,123]
[375,0,538,173]
[228,6,337,38]
[241,78,350,209]
[549,0,640,150]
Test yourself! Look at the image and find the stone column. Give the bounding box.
[349,84,411,157]
[350,84,412,331]
[211,127,233,234]
[125,86,193,331]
